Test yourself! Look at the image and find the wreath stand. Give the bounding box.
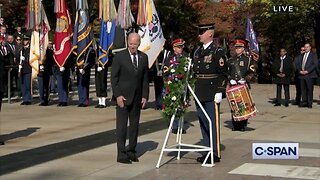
[156,83,215,168]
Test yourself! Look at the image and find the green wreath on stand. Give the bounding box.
[162,56,194,122]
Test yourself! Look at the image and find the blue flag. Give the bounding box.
[98,20,116,66]
[72,8,93,67]
[246,17,259,54]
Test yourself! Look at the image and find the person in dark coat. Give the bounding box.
[111,32,149,164]
[272,48,294,107]
[292,47,305,105]
[227,39,257,131]
[296,43,318,108]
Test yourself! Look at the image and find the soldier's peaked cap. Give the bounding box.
[198,23,215,34]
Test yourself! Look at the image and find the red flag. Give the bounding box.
[54,0,72,67]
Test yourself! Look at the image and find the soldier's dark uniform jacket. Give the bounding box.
[227,54,256,83]
[193,44,228,102]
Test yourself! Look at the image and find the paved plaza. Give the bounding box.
[0,84,319,179]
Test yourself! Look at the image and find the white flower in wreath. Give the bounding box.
[170,69,175,73]
[171,96,177,101]
[184,67,188,71]
[168,81,172,84]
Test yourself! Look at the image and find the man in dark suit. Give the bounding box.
[0,37,5,112]
[293,47,305,105]
[272,48,294,107]
[296,43,318,108]
[193,24,228,164]
[111,32,149,164]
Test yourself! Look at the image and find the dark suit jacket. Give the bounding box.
[0,52,4,93]
[272,56,294,84]
[296,52,318,79]
[111,49,149,106]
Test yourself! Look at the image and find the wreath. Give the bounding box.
[162,56,193,121]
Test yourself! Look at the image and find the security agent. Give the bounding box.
[193,23,228,163]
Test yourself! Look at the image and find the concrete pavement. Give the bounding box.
[0,84,319,179]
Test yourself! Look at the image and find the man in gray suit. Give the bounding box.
[111,32,149,164]
[296,43,318,108]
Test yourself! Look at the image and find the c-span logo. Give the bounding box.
[252,143,299,159]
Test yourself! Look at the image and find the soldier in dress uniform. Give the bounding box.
[76,47,95,107]
[193,23,228,163]
[227,39,258,131]
[95,51,112,108]
[37,41,54,106]
[163,38,188,134]
[16,35,32,105]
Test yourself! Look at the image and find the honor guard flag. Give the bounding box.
[26,0,50,79]
[54,0,72,68]
[72,0,93,67]
[246,17,259,54]
[98,0,117,66]
[138,0,165,68]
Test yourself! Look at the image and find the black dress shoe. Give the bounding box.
[127,154,139,162]
[196,155,220,163]
[274,103,281,106]
[25,102,31,105]
[60,102,68,107]
[39,102,48,106]
[172,129,178,134]
[308,105,312,108]
[20,102,26,105]
[284,103,289,107]
[95,104,102,108]
[117,158,132,164]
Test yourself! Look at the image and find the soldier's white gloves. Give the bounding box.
[230,79,237,85]
[157,71,163,77]
[238,79,246,84]
[20,56,25,61]
[39,65,44,71]
[59,67,65,72]
[18,65,23,69]
[79,69,85,75]
[97,67,103,72]
[214,93,222,104]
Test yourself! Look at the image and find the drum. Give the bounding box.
[226,84,257,121]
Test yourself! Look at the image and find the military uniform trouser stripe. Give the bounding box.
[214,102,221,158]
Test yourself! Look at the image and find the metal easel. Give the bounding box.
[156,57,215,168]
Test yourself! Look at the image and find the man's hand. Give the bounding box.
[237,79,246,84]
[116,96,126,108]
[39,65,44,71]
[141,98,147,109]
[60,67,65,72]
[20,56,25,61]
[230,79,237,85]
[300,70,308,75]
[97,67,103,72]
[214,93,222,104]
[79,69,85,75]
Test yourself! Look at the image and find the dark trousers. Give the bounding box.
[50,74,57,93]
[154,75,164,108]
[38,75,50,103]
[196,101,220,158]
[95,68,108,97]
[300,78,314,106]
[276,83,290,104]
[0,92,3,111]
[56,73,69,103]
[21,73,32,103]
[77,71,90,105]
[232,116,248,129]
[116,95,141,160]
[294,76,301,104]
